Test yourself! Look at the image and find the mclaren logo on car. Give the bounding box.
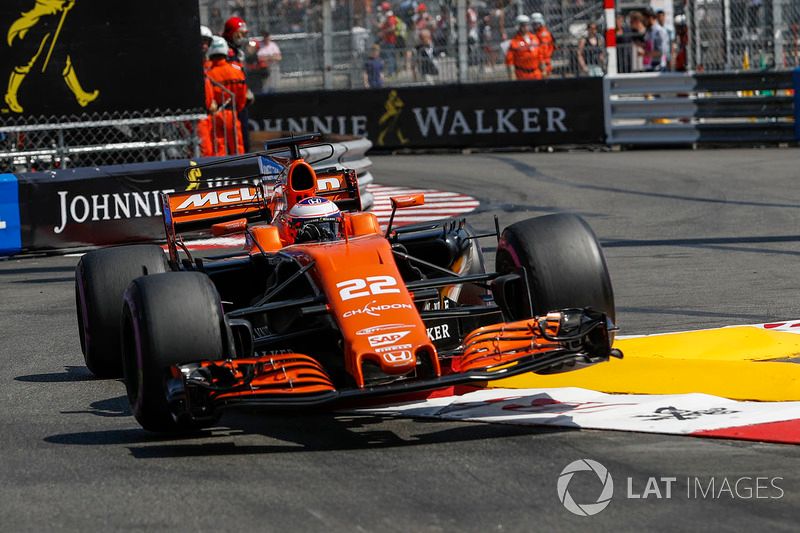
[176,187,257,210]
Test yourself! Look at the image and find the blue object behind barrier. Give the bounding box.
[794,68,800,141]
[0,173,22,256]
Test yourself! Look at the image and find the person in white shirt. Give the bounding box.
[256,32,282,93]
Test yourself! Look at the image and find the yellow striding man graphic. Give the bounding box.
[377,90,409,146]
[5,0,99,113]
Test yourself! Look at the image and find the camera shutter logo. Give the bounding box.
[557,459,614,516]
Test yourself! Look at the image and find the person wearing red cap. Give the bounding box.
[222,16,253,152]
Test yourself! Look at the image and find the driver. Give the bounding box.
[286,197,344,243]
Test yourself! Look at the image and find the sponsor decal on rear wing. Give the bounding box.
[160,184,272,261]
[315,168,361,212]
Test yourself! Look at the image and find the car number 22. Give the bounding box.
[337,276,400,301]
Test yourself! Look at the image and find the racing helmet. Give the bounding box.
[287,197,344,243]
[208,36,229,58]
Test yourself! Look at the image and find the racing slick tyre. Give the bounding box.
[75,245,168,378]
[121,272,225,433]
[495,213,615,322]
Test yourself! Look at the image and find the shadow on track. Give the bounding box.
[0,265,75,275]
[43,408,574,457]
[16,365,95,382]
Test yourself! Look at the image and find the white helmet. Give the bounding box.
[200,25,213,40]
[515,14,530,25]
[287,197,343,243]
[531,12,545,25]
[208,35,229,57]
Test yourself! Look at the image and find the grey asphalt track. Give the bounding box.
[3,149,800,531]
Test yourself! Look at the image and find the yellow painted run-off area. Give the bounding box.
[493,326,800,401]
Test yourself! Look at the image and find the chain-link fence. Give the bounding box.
[0,111,203,173]
[686,0,800,72]
[200,0,607,91]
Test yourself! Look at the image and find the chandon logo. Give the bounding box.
[557,459,614,517]
[342,300,413,318]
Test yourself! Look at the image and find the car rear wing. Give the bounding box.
[161,165,362,263]
[161,183,271,261]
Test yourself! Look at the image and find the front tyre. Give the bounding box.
[121,272,226,432]
[75,245,168,378]
[495,213,615,322]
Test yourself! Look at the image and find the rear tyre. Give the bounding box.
[495,213,615,322]
[75,245,168,378]
[121,272,225,432]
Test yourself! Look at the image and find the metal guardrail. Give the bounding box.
[301,136,374,210]
[605,71,797,145]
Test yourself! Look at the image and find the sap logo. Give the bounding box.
[342,301,413,318]
[356,324,414,336]
[317,176,342,192]
[176,187,256,210]
[427,324,451,341]
[375,343,412,353]
[368,331,410,348]
[382,350,413,364]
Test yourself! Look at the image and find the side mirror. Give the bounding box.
[211,218,248,237]
[390,194,425,209]
[385,194,425,238]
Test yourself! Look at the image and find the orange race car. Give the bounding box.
[74,134,621,432]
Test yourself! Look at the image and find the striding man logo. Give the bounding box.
[4,0,99,114]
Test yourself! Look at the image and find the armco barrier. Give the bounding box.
[0,137,373,256]
[605,71,797,145]
[248,78,606,150]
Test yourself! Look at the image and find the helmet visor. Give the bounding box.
[293,215,343,243]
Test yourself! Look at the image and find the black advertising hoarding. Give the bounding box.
[249,79,605,149]
[0,0,204,122]
[15,158,262,251]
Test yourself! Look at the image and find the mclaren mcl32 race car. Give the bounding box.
[74,134,621,432]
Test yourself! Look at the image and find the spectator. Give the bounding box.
[415,3,434,36]
[657,10,674,66]
[286,0,307,33]
[415,28,439,84]
[577,22,605,77]
[433,4,452,48]
[378,3,400,76]
[257,32,282,93]
[616,13,632,73]
[479,7,505,71]
[364,44,385,88]
[505,15,543,81]
[673,14,688,72]
[628,11,646,72]
[643,8,669,71]
[531,12,554,78]
[206,36,248,155]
